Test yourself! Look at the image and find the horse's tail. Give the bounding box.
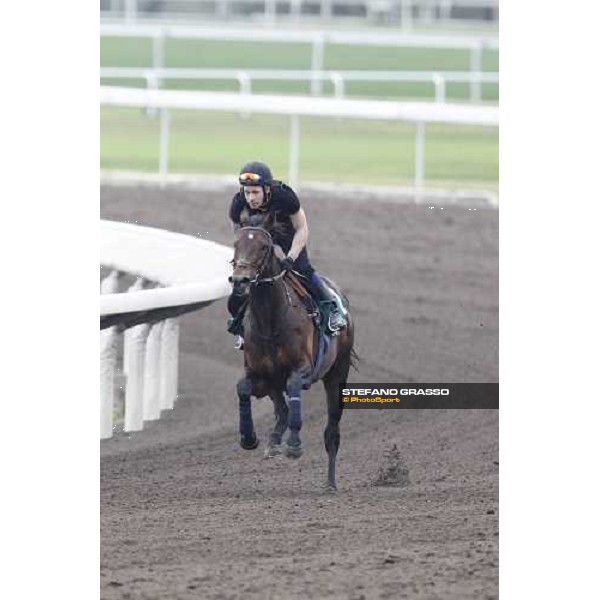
[350,347,360,373]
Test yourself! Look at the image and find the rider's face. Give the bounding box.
[244,186,264,209]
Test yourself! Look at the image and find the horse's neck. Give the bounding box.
[248,261,287,336]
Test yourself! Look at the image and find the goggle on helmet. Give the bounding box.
[238,161,273,187]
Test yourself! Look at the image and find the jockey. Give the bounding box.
[227,160,347,349]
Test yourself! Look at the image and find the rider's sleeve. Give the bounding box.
[275,183,301,216]
[229,193,243,223]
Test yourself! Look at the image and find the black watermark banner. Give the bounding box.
[339,384,498,409]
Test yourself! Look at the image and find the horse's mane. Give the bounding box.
[245,212,287,240]
[247,214,265,227]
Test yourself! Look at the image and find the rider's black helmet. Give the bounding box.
[238,161,273,187]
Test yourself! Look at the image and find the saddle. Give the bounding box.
[284,271,333,386]
[284,271,330,336]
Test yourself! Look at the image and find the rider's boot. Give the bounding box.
[227,317,245,350]
[227,293,247,350]
[310,272,347,333]
[233,334,244,350]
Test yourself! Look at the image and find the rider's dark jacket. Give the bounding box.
[229,182,302,258]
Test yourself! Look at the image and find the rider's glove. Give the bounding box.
[281,256,295,271]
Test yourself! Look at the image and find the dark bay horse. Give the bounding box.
[230,212,357,490]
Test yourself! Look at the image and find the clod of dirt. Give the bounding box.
[372,444,410,487]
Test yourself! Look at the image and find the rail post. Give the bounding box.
[159,108,170,178]
[160,318,180,411]
[123,278,148,432]
[432,73,446,103]
[330,72,345,99]
[124,0,137,24]
[289,114,300,189]
[400,0,413,31]
[265,0,277,24]
[237,71,252,119]
[100,271,121,439]
[152,31,165,73]
[414,121,426,201]
[470,41,484,102]
[310,35,325,96]
[143,320,163,420]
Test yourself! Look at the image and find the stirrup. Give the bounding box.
[227,316,244,336]
[233,335,245,350]
[328,311,346,332]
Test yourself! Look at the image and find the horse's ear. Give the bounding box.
[239,207,250,227]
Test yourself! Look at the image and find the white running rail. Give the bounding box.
[100,220,232,439]
[100,85,498,192]
[100,23,498,100]
[100,67,499,104]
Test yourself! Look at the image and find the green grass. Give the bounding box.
[100,36,498,188]
[100,37,499,102]
[101,108,498,189]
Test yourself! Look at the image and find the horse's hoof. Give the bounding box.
[283,443,303,459]
[325,482,338,494]
[240,433,260,450]
[263,444,283,459]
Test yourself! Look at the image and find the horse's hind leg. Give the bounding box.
[265,389,288,458]
[237,376,259,450]
[323,355,351,491]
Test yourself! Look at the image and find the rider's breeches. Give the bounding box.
[290,251,332,304]
[307,271,334,303]
[228,288,246,318]
[291,248,314,280]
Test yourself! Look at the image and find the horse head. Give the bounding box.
[229,211,278,293]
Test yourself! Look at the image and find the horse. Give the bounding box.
[229,211,357,491]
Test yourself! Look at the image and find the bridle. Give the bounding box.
[230,226,297,341]
[231,226,286,286]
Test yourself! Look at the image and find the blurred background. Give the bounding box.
[100,0,498,200]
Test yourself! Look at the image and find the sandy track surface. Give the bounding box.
[101,185,498,599]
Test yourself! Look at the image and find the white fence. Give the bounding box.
[100,220,232,439]
[100,85,498,193]
[101,0,499,27]
[100,67,499,104]
[100,23,498,101]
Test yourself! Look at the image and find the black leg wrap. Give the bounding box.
[237,379,254,440]
[287,373,303,432]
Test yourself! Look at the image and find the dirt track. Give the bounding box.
[101,184,499,600]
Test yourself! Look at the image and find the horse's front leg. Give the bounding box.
[264,389,289,458]
[237,376,261,450]
[284,369,309,459]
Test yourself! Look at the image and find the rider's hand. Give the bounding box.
[281,256,295,271]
